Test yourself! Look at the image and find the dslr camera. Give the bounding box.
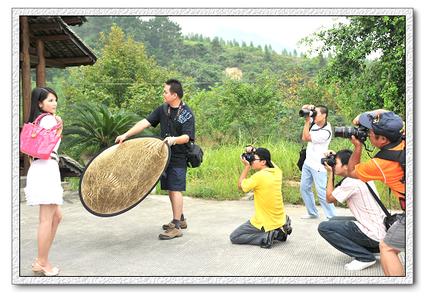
[334,125,369,143]
[241,146,257,163]
[299,107,317,118]
[321,153,337,167]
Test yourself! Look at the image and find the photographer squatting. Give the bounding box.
[230,147,292,249]
[318,150,386,271]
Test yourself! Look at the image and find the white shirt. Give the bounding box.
[332,177,387,242]
[39,114,61,154]
[304,122,332,172]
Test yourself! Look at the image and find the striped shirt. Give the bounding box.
[332,177,386,241]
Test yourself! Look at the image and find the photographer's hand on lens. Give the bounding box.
[350,135,363,147]
[324,150,336,157]
[245,145,255,153]
[324,161,333,173]
[240,155,251,167]
[352,114,361,125]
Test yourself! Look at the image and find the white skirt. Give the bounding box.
[24,159,63,205]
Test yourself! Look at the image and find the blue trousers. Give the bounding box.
[318,219,380,262]
[300,164,336,218]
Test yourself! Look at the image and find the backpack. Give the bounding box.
[374,140,406,209]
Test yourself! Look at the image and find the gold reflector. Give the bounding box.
[79,137,170,217]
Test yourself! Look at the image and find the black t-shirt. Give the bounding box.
[146,102,195,167]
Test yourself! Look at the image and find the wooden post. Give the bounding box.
[20,16,31,123]
[36,39,46,87]
[20,16,31,175]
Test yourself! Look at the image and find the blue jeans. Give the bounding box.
[318,220,380,262]
[300,164,336,218]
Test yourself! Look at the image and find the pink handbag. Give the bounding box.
[20,113,61,159]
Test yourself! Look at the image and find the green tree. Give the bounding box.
[139,17,184,65]
[63,25,177,117]
[305,16,406,117]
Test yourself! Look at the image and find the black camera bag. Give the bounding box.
[186,142,203,168]
[297,147,307,171]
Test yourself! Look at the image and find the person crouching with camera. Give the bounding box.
[230,147,292,249]
[345,110,405,276]
[318,150,386,271]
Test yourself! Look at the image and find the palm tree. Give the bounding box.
[63,102,139,158]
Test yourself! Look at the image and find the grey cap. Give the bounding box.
[359,111,404,141]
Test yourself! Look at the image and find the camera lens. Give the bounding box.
[299,109,316,118]
[334,126,356,139]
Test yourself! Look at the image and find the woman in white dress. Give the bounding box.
[24,87,63,276]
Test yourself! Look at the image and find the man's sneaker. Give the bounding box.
[301,214,319,219]
[274,228,288,242]
[260,230,275,249]
[344,259,376,271]
[282,216,292,235]
[162,219,187,230]
[158,223,183,240]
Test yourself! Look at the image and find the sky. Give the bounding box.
[144,16,348,54]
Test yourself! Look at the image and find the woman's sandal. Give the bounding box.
[31,259,59,276]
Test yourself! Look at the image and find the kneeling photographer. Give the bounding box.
[230,146,292,249]
[318,150,386,271]
[338,109,405,276]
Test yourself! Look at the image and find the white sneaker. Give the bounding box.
[344,259,376,271]
[301,214,319,219]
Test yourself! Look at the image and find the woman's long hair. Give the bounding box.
[28,87,58,122]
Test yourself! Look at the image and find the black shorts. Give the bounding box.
[160,165,187,191]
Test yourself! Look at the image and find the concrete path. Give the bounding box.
[19,191,389,278]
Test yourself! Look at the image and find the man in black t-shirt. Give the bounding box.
[115,79,195,240]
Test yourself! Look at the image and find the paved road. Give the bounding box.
[17,190,395,281]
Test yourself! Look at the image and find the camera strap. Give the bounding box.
[334,177,346,188]
[365,182,392,218]
[162,102,184,137]
[310,122,331,141]
[374,139,405,185]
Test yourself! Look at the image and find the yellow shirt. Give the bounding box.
[241,165,286,231]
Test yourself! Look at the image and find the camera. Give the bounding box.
[299,108,317,118]
[321,153,337,167]
[241,146,257,163]
[334,125,369,142]
[241,152,256,163]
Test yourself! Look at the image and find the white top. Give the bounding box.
[39,114,61,154]
[332,177,387,242]
[304,122,332,172]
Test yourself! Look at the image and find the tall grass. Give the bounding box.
[70,138,401,209]
[184,139,401,209]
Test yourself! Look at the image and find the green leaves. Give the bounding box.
[306,16,406,119]
[62,102,138,156]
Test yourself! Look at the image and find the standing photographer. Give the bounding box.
[318,150,386,271]
[230,147,292,249]
[299,104,336,219]
[346,110,405,276]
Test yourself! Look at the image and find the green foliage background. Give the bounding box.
[42,16,405,207]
